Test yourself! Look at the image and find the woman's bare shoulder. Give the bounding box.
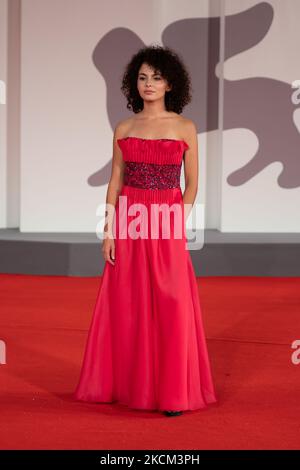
[114,117,135,139]
[179,115,196,128]
[180,117,197,136]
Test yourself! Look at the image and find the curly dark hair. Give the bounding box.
[120,44,192,114]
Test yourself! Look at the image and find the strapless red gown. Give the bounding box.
[74,137,217,411]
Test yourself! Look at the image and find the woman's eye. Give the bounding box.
[138,76,161,80]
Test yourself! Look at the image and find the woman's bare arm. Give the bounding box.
[182,120,199,223]
[103,124,125,238]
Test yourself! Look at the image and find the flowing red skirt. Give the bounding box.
[74,185,217,411]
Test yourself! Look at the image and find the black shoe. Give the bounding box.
[164,410,183,417]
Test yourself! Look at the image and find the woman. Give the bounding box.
[74,45,217,417]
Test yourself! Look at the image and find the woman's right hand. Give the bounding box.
[101,237,115,266]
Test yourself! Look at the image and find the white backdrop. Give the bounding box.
[0,0,299,232]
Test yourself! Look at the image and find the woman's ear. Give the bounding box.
[166,81,172,92]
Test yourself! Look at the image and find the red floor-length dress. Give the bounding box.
[74,136,217,411]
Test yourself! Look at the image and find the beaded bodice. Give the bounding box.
[117,137,189,190]
[123,161,182,189]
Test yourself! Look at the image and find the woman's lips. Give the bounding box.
[145,90,154,94]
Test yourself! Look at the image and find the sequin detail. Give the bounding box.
[124,161,182,190]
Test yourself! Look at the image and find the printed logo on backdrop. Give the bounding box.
[88,2,300,191]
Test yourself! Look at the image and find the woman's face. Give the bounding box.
[137,62,171,102]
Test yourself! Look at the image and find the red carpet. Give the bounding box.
[0,273,299,449]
